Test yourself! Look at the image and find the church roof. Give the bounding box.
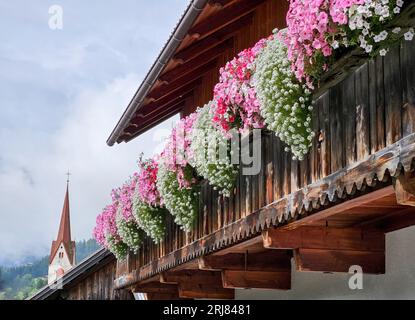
[30,248,113,300]
[50,184,75,264]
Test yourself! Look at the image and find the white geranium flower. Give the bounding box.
[253,33,313,160]
[188,102,238,197]
[404,29,414,41]
[379,48,388,56]
[392,27,401,34]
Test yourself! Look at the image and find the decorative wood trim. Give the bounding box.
[114,133,415,289]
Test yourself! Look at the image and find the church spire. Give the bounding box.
[55,183,72,245]
[48,176,76,282]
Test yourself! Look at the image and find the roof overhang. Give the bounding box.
[107,0,269,145]
[106,0,209,146]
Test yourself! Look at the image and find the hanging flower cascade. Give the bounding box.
[114,177,145,253]
[189,101,239,196]
[136,156,162,207]
[93,2,414,257]
[342,0,412,56]
[132,156,168,243]
[156,115,201,232]
[93,199,129,260]
[254,32,315,160]
[212,38,269,133]
[285,0,413,87]
[132,193,168,244]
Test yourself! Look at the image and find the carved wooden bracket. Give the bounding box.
[160,270,234,299]
[262,226,385,274]
[199,250,292,290]
[394,172,415,206]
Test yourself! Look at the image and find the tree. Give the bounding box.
[0,267,4,290]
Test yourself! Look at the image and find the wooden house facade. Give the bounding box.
[34,0,415,300]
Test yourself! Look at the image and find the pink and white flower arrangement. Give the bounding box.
[133,155,167,243]
[93,193,129,259]
[189,101,239,196]
[132,191,167,244]
[115,175,145,252]
[93,0,414,259]
[118,174,138,221]
[285,0,409,86]
[157,115,201,231]
[137,156,161,206]
[161,114,198,188]
[253,31,315,160]
[212,38,269,133]
[284,0,361,87]
[344,0,409,56]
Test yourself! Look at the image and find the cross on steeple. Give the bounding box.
[66,170,71,185]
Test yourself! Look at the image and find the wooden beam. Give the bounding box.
[160,39,233,84]
[178,284,234,299]
[133,282,178,294]
[120,106,181,143]
[263,226,385,274]
[125,100,184,134]
[148,60,217,100]
[189,0,265,39]
[199,250,291,272]
[209,0,230,8]
[133,91,192,120]
[222,270,291,290]
[376,206,415,232]
[394,172,415,206]
[294,248,385,274]
[199,251,292,290]
[161,270,234,300]
[145,292,182,300]
[160,270,222,285]
[263,226,385,252]
[174,13,253,62]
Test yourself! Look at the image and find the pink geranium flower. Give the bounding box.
[284,0,361,87]
[212,37,270,133]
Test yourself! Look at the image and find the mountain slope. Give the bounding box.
[0,238,100,300]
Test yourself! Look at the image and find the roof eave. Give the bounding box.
[106,0,209,146]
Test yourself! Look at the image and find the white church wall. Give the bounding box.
[235,225,415,300]
[48,243,73,284]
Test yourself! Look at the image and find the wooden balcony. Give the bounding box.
[114,37,415,299]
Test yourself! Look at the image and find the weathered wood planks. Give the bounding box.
[121,38,415,286]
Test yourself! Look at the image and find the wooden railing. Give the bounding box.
[116,38,415,279]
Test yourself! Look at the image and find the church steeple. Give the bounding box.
[48,178,76,284]
[55,184,72,249]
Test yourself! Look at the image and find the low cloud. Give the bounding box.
[0,74,176,265]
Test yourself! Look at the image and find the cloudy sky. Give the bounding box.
[0,0,187,265]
